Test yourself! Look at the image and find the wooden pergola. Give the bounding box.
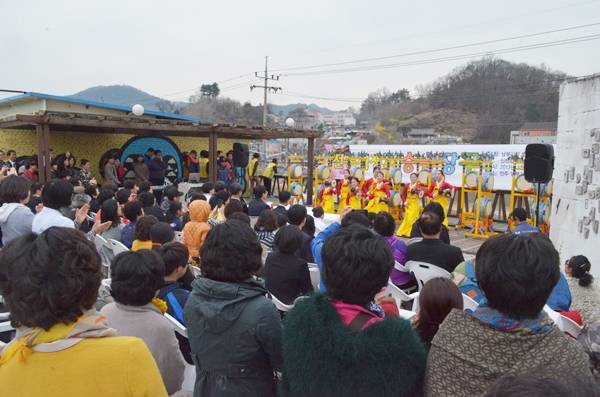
[0,111,321,205]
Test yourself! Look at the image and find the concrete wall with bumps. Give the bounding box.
[551,74,600,276]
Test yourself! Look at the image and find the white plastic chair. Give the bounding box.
[174,231,183,242]
[462,294,479,312]
[399,309,417,320]
[165,313,187,338]
[94,234,113,274]
[107,239,129,256]
[0,321,14,334]
[543,305,561,323]
[405,261,451,290]
[269,294,295,312]
[558,315,583,338]
[406,237,423,246]
[386,281,420,312]
[307,264,321,292]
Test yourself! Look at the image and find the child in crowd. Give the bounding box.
[150,222,175,249]
[182,200,211,258]
[167,202,183,232]
[132,215,159,251]
[122,201,144,249]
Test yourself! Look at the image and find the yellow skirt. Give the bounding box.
[396,196,421,237]
[348,196,362,210]
[366,197,389,214]
[433,195,450,228]
[322,196,335,213]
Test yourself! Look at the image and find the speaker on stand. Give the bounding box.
[524,144,554,227]
[233,143,249,194]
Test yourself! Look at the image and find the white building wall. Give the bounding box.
[550,75,600,277]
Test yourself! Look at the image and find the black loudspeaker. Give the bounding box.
[524,144,554,183]
[233,143,249,167]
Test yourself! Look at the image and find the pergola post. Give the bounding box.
[208,129,218,184]
[306,137,315,206]
[36,123,51,183]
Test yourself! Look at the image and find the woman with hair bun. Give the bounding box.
[565,255,600,323]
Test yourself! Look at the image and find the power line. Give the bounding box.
[272,22,600,73]
[282,33,600,77]
[250,56,282,127]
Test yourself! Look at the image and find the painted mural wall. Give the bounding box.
[0,129,240,180]
[550,75,600,277]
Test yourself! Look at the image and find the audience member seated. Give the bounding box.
[138,191,166,222]
[157,242,191,324]
[413,278,463,349]
[288,204,316,263]
[374,211,413,289]
[131,215,159,251]
[578,321,600,382]
[121,201,143,248]
[26,182,43,214]
[282,224,426,397]
[115,188,132,210]
[99,198,123,242]
[484,372,600,397]
[160,185,183,213]
[264,225,313,305]
[301,214,315,238]
[254,209,278,249]
[0,228,168,396]
[150,222,175,248]
[311,207,370,291]
[184,220,282,396]
[424,233,593,396]
[200,182,214,203]
[312,206,327,234]
[510,208,540,235]
[410,202,450,244]
[101,250,185,395]
[406,212,464,273]
[166,201,183,231]
[273,190,291,218]
[227,211,251,226]
[248,185,270,216]
[0,175,34,245]
[223,199,244,220]
[566,255,600,323]
[228,182,248,214]
[182,199,211,258]
[208,190,230,226]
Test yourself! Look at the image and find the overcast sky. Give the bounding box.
[1,0,600,110]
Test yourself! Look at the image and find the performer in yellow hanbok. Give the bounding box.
[346,177,363,210]
[247,153,260,191]
[365,171,390,214]
[427,170,454,228]
[338,169,351,212]
[396,173,423,237]
[319,180,337,214]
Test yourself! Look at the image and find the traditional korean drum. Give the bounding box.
[350,165,364,181]
[477,197,493,218]
[288,164,303,178]
[417,170,430,185]
[465,171,479,189]
[391,190,403,207]
[482,172,495,192]
[290,181,303,196]
[515,174,533,192]
[389,168,403,185]
[316,165,331,180]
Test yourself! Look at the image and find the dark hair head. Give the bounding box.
[158,242,189,276]
[123,200,144,223]
[253,185,267,199]
[97,188,115,206]
[214,181,227,193]
[253,153,260,158]
[414,278,463,345]
[139,181,152,193]
[138,191,156,207]
[341,210,371,228]
[568,255,593,287]
[84,184,98,197]
[287,204,307,226]
[278,190,291,204]
[476,233,559,319]
[168,201,183,215]
[228,182,243,196]
[123,180,136,190]
[201,220,262,282]
[254,209,278,232]
[214,190,230,207]
[164,185,183,200]
[312,206,324,218]
[227,211,251,226]
[302,214,315,237]
[7,150,16,156]
[0,228,101,330]
[135,215,159,241]
[0,175,31,203]
[418,211,442,236]
[423,201,445,222]
[201,182,214,194]
[100,199,120,225]
[322,224,393,306]
[510,208,528,222]
[42,179,74,209]
[274,225,304,254]
[150,222,175,245]
[69,177,82,187]
[373,211,396,237]
[110,250,165,306]
[224,199,244,219]
[115,188,131,205]
[188,192,207,203]
[200,150,209,158]
[101,182,119,193]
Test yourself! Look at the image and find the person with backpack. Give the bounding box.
[157,242,191,325]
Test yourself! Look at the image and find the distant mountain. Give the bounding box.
[71,85,185,112]
[269,103,335,116]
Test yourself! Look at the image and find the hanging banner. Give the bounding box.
[349,144,531,190]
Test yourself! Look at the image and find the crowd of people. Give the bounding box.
[1,147,600,397]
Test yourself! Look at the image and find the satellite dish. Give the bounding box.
[132,104,145,116]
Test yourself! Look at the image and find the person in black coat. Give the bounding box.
[147,150,167,186]
[407,211,464,273]
[287,204,314,263]
[248,185,270,217]
[138,191,166,222]
[409,201,450,244]
[264,225,313,305]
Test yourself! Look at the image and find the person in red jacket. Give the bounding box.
[426,170,455,228]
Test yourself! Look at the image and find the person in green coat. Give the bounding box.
[282,224,427,397]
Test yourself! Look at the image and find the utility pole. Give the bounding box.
[251,56,281,128]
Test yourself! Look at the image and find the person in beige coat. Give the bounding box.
[101,250,185,395]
